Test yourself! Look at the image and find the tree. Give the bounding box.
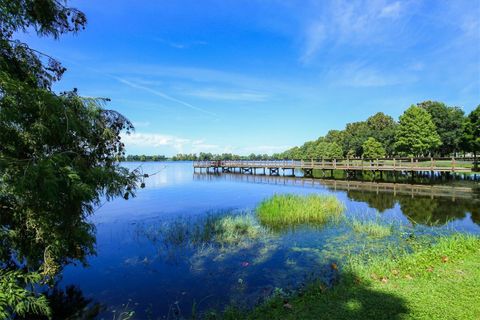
[0,1,139,317]
[394,106,442,156]
[342,121,370,157]
[362,137,386,159]
[418,101,465,156]
[315,142,343,159]
[366,112,397,156]
[461,105,480,164]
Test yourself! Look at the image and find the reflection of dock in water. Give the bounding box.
[193,172,476,200]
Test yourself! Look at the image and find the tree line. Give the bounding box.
[279,101,479,160]
[126,101,479,162]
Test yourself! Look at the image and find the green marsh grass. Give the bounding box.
[256,194,345,231]
[351,219,393,237]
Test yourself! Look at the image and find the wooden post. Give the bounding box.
[452,157,455,172]
[393,158,396,171]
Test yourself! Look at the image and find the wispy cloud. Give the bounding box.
[122,132,289,156]
[300,0,410,63]
[379,1,403,18]
[122,132,233,155]
[122,132,191,152]
[327,62,417,87]
[186,88,269,102]
[153,38,208,49]
[300,22,326,63]
[114,77,217,117]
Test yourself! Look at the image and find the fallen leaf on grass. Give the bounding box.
[283,303,293,310]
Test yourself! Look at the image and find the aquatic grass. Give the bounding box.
[350,219,393,238]
[200,214,266,245]
[137,211,270,249]
[256,194,345,231]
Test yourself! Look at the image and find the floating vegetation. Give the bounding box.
[350,219,393,238]
[256,194,345,231]
[137,211,270,250]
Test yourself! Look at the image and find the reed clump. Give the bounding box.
[351,219,393,238]
[256,194,345,230]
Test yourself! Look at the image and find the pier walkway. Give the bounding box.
[193,158,477,177]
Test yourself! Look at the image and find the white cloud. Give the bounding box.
[122,133,289,156]
[379,2,403,18]
[122,133,191,152]
[186,89,269,102]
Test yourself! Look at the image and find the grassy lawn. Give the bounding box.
[218,234,480,320]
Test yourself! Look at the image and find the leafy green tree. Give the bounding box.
[362,137,386,159]
[342,121,370,157]
[0,1,139,317]
[418,101,465,156]
[325,130,345,151]
[461,105,480,163]
[394,106,441,156]
[366,112,397,156]
[315,142,343,159]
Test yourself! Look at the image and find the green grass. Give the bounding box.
[350,219,393,237]
[256,194,345,231]
[216,234,480,320]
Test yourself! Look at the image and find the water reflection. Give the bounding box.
[193,171,480,227]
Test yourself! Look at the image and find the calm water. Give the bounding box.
[60,162,480,319]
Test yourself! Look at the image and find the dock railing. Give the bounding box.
[193,157,477,173]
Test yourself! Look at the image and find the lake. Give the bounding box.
[60,161,480,319]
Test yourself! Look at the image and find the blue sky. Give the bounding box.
[20,0,480,156]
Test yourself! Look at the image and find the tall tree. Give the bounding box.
[362,137,386,159]
[394,106,442,156]
[461,105,480,164]
[418,101,465,156]
[0,1,139,317]
[342,121,370,157]
[366,112,397,156]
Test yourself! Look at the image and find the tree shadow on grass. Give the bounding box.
[245,271,409,320]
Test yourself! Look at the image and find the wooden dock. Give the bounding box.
[193,158,477,177]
